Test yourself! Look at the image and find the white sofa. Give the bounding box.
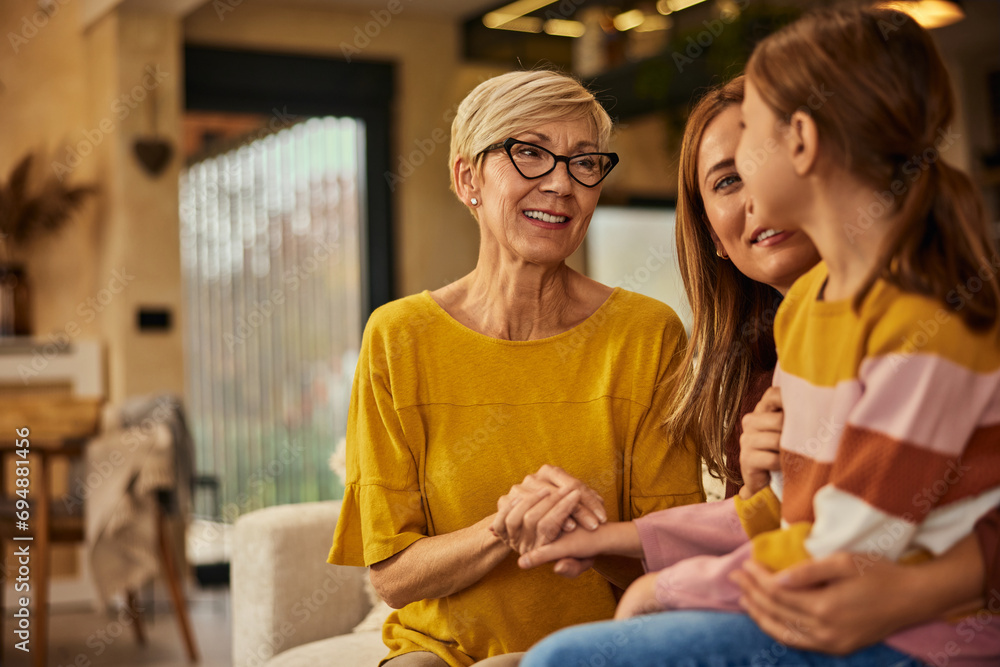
[232,501,389,666]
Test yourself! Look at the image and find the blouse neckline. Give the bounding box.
[418,287,624,346]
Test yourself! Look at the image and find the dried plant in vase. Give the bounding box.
[0,152,97,335]
[0,152,97,259]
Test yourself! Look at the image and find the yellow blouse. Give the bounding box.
[329,288,704,666]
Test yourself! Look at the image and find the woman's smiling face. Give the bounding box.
[699,103,819,294]
[474,117,605,267]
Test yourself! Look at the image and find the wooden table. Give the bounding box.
[0,396,101,667]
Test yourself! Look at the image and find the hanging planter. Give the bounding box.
[0,152,97,336]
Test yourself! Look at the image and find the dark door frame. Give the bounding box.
[184,45,395,318]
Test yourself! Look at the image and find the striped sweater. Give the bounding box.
[635,262,1000,665]
[751,261,1000,569]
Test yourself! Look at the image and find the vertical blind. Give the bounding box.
[179,116,364,517]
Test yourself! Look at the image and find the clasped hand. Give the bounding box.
[492,464,607,575]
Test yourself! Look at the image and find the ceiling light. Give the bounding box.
[485,16,544,32]
[482,0,558,26]
[875,0,964,28]
[483,12,518,28]
[635,15,673,31]
[613,9,646,31]
[544,19,587,37]
[656,0,672,14]
[664,0,708,12]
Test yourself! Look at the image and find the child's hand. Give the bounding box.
[518,522,643,574]
[739,386,783,499]
[614,572,664,619]
[517,524,607,570]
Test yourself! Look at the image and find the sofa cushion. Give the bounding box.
[233,501,371,667]
[268,630,387,667]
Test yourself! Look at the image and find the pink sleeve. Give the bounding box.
[635,497,749,572]
[654,540,754,612]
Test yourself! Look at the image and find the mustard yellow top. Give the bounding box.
[328,288,704,666]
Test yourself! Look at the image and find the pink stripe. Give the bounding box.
[773,366,857,463]
[851,354,1000,457]
[982,387,1000,425]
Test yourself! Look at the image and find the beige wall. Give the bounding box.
[0,1,186,404]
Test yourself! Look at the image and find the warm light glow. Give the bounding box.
[635,15,673,31]
[482,0,558,28]
[486,16,545,32]
[544,19,587,37]
[483,12,517,28]
[665,0,708,12]
[717,0,742,18]
[875,0,964,28]
[613,9,646,31]
[656,0,673,15]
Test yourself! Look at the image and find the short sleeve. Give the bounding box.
[328,319,427,567]
[627,313,705,520]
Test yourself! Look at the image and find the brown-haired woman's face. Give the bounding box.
[698,104,819,294]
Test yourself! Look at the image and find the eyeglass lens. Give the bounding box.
[508,142,613,186]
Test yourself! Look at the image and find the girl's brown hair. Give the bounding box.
[664,75,780,487]
[747,5,999,330]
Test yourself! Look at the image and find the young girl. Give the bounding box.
[520,6,1000,666]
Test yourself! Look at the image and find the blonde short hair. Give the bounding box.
[449,70,613,193]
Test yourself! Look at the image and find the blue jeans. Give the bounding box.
[520,611,926,667]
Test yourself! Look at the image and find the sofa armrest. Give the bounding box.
[232,500,371,667]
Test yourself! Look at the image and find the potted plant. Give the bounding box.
[0,152,96,336]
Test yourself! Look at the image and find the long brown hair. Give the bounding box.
[664,75,780,487]
[747,5,999,331]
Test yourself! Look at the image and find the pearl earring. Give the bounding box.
[470,198,478,206]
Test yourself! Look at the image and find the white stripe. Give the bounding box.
[805,484,1000,561]
[913,487,1000,555]
[806,486,916,561]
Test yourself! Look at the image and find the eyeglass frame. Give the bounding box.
[478,137,620,188]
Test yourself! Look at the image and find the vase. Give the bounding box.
[0,263,31,337]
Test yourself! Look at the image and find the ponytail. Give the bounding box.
[853,155,999,332]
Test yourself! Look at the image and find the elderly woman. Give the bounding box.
[327,70,704,666]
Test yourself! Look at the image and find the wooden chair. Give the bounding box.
[0,398,199,666]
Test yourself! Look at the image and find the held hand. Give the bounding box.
[493,465,607,554]
[614,572,664,620]
[739,386,783,500]
[731,554,917,654]
[519,521,643,573]
[518,523,611,570]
